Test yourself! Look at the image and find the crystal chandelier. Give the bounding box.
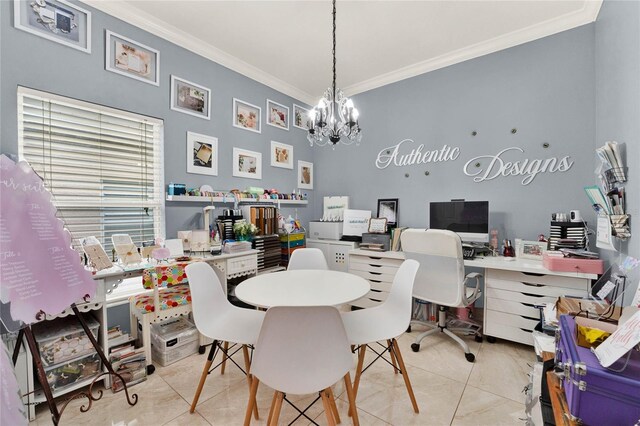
[307,0,362,148]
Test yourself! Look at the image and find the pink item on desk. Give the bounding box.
[542,253,604,274]
[151,247,171,261]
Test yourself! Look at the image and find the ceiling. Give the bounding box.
[86,1,602,104]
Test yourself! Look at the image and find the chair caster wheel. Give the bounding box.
[198,345,206,354]
[146,364,155,375]
[474,335,483,343]
[406,326,412,333]
[486,336,497,344]
[465,353,475,363]
[411,343,420,352]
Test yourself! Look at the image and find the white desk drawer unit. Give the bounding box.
[484,269,589,346]
[225,254,258,277]
[349,249,405,309]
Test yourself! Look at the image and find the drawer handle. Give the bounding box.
[368,257,383,260]
[370,279,382,283]
[520,302,536,308]
[369,264,382,268]
[520,315,538,321]
[522,293,544,298]
[520,328,534,332]
[522,282,544,287]
[369,272,382,276]
[370,289,382,293]
[522,272,545,277]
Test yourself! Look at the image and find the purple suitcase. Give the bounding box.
[557,315,640,425]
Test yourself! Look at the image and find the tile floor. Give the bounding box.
[33,325,535,425]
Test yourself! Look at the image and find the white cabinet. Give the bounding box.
[483,269,589,345]
[348,249,404,308]
[307,239,358,272]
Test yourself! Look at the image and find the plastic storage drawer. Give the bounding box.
[44,352,102,392]
[152,340,199,366]
[32,314,100,367]
[150,317,198,351]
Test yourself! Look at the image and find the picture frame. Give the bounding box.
[171,75,211,120]
[518,240,547,260]
[270,141,293,169]
[266,99,289,131]
[293,104,311,130]
[186,132,218,176]
[233,98,261,133]
[105,30,159,85]
[14,0,91,53]
[377,198,399,227]
[233,148,262,180]
[298,161,313,190]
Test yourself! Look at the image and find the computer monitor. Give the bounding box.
[429,201,489,243]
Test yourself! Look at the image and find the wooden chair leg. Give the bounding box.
[387,339,399,374]
[349,344,366,417]
[220,341,229,374]
[327,387,341,424]
[321,389,337,426]
[269,391,284,426]
[267,391,278,425]
[242,345,259,420]
[190,341,218,413]
[391,338,419,413]
[243,375,259,426]
[344,373,360,426]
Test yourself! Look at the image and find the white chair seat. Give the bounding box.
[342,306,405,346]
[197,307,264,346]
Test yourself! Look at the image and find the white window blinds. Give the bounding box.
[17,87,165,253]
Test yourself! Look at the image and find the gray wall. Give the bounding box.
[0,0,315,239]
[314,25,597,246]
[595,0,640,302]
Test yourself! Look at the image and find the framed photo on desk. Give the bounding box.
[377,198,398,227]
[518,240,546,260]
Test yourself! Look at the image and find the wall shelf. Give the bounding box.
[165,195,307,206]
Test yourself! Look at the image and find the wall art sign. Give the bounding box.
[375,139,460,169]
[342,209,372,237]
[0,155,96,331]
[463,147,574,185]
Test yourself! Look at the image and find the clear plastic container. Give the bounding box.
[32,314,100,367]
[150,317,198,351]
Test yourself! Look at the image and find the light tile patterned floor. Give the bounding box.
[33,328,535,425]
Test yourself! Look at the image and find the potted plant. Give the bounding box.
[233,220,258,241]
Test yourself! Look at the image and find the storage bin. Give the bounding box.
[32,314,100,367]
[151,339,199,366]
[44,352,102,392]
[150,317,198,351]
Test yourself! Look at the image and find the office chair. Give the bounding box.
[401,229,482,362]
[341,259,421,413]
[185,262,264,417]
[244,306,359,426]
[287,248,329,270]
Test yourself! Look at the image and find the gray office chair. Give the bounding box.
[400,229,482,362]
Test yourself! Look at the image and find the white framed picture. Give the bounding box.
[105,30,159,85]
[187,132,218,176]
[270,141,293,169]
[233,98,261,133]
[298,160,313,190]
[14,0,91,53]
[293,104,311,130]
[266,99,289,131]
[233,148,262,180]
[171,75,211,120]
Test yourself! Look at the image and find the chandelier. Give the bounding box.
[307,0,362,147]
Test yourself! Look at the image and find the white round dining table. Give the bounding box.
[234,270,370,309]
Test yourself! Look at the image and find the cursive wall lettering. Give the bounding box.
[463,147,574,185]
[376,139,460,169]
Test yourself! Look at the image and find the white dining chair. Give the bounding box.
[185,262,265,417]
[341,259,420,414]
[287,248,329,270]
[244,306,359,426]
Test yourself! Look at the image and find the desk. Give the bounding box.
[235,270,370,309]
[348,250,598,346]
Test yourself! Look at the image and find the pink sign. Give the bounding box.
[0,155,96,330]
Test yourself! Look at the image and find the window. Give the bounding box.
[17,87,165,253]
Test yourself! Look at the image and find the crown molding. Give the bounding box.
[344,0,603,97]
[83,0,317,105]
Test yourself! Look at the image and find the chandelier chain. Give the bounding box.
[332,0,337,104]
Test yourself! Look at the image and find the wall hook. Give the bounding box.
[511,128,517,134]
